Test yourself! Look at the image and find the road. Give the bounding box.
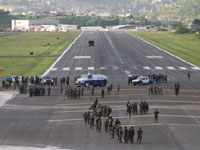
[1,31,200,150]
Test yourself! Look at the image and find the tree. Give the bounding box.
[192,19,200,25]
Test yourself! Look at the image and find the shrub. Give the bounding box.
[175,26,190,34]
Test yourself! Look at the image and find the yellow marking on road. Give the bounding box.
[56,99,200,106]
[120,123,161,127]
[168,123,200,127]
[53,107,200,114]
[48,118,83,122]
[60,93,200,100]
[83,88,200,93]
[53,109,92,113]
[121,123,200,127]
[47,114,200,123]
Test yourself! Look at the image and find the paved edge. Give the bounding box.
[42,31,83,77]
[126,32,200,69]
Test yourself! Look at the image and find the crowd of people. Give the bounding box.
[83,100,144,144]
[126,101,149,117]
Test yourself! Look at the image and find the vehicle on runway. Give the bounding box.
[132,76,153,85]
[89,40,94,46]
[41,76,54,86]
[75,73,107,87]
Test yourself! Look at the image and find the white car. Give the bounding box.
[12,75,22,82]
[132,76,153,85]
[76,73,107,87]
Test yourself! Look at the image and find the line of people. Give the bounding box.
[83,100,144,144]
[148,85,163,95]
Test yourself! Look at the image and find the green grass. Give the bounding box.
[129,31,200,67]
[0,31,80,77]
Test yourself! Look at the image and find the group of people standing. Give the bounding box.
[126,101,149,117]
[148,85,163,95]
[83,100,144,144]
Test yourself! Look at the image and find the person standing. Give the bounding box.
[154,109,159,123]
[48,86,51,96]
[92,86,94,96]
[187,72,190,80]
[137,127,143,144]
[101,88,104,99]
[117,84,120,95]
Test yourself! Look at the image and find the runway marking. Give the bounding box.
[80,88,200,93]
[125,70,131,75]
[63,67,70,71]
[155,66,163,70]
[47,114,200,123]
[74,56,91,59]
[168,123,200,127]
[143,66,150,70]
[113,66,119,70]
[75,67,82,70]
[191,67,200,70]
[53,107,200,114]
[179,67,187,70]
[121,123,200,127]
[72,93,200,100]
[56,99,200,107]
[100,67,106,70]
[146,56,164,59]
[121,123,161,127]
[167,66,175,70]
[51,68,57,71]
[88,67,95,70]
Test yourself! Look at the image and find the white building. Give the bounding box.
[81,26,102,31]
[59,25,78,32]
[12,20,60,31]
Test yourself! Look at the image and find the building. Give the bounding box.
[12,19,60,31]
[59,25,78,32]
[81,26,102,31]
[189,24,200,31]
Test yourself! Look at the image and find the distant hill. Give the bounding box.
[0,0,199,23]
[0,0,186,15]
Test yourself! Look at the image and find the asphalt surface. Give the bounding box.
[1,31,200,150]
[0,32,21,37]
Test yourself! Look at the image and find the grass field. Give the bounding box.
[0,31,80,77]
[130,31,200,67]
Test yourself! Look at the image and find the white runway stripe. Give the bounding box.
[74,56,91,59]
[191,67,200,70]
[155,66,163,70]
[51,68,57,71]
[88,67,95,70]
[100,67,106,70]
[125,70,131,75]
[75,67,82,70]
[179,67,187,70]
[167,66,175,70]
[63,67,70,71]
[143,66,150,70]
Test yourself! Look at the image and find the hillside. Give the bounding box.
[0,0,199,24]
[0,0,186,15]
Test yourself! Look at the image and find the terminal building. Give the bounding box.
[11,20,78,32]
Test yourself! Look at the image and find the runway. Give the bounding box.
[1,31,200,150]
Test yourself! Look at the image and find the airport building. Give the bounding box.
[12,20,60,31]
[11,20,78,32]
[81,26,103,31]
